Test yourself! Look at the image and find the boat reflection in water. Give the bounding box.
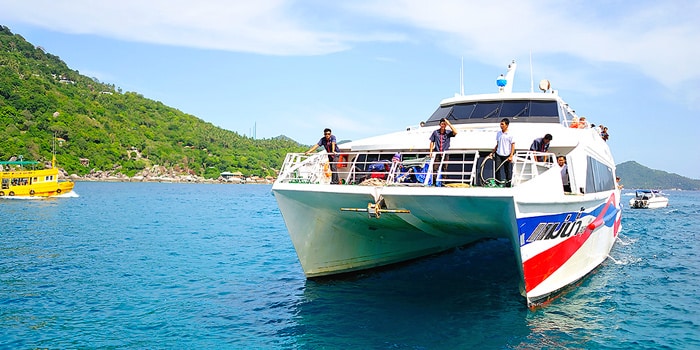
[272,60,622,307]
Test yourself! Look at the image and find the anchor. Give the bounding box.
[340,198,410,219]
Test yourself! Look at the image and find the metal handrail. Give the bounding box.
[511,150,556,186]
[276,150,481,186]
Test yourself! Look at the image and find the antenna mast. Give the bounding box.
[460,57,464,96]
[529,52,534,93]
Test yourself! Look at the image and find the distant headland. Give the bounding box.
[615,161,700,191]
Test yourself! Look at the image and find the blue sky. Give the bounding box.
[1,0,699,179]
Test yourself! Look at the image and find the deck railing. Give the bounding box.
[511,151,557,186]
[276,150,556,187]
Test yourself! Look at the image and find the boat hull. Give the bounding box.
[516,192,621,303]
[274,184,524,277]
[273,182,622,305]
[629,198,668,209]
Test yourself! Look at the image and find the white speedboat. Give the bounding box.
[629,189,668,209]
[272,61,622,307]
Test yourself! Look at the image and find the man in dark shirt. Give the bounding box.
[529,134,552,162]
[429,118,458,185]
[305,128,339,184]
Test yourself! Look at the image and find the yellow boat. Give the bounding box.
[0,155,75,198]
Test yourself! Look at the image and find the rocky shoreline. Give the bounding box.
[59,166,275,184]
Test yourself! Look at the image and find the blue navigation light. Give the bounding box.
[496,74,507,87]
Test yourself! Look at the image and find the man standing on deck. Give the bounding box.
[429,118,458,186]
[530,134,552,162]
[490,118,515,187]
[305,128,339,184]
[558,155,571,192]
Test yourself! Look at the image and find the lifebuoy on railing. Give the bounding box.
[337,154,347,168]
[323,163,331,179]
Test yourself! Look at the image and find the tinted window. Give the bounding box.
[425,107,452,125]
[530,101,559,117]
[453,104,476,120]
[500,101,530,119]
[585,156,615,193]
[471,101,502,120]
[426,100,561,124]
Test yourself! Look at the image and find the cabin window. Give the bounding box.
[585,156,615,193]
[529,101,559,118]
[453,104,476,120]
[425,100,561,125]
[499,100,529,119]
[471,101,503,120]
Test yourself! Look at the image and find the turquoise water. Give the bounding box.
[1,182,698,349]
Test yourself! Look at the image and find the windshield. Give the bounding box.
[425,100,561,125]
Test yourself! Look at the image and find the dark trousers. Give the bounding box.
[328,155,339,184]
[494,154,512,187]
[432,154,448,186]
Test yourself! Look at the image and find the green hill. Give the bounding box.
[616,161,700,190]
[0,25,306,178]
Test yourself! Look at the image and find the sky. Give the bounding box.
[1,0,699,179]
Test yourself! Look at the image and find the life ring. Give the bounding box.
[337,154,347,168]
[323,163,331,179]
[0,191,4,196]
[29,190,35,196]
[9,191,15,196]
[56,188,62,194]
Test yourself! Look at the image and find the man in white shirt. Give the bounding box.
[490,118,514,187]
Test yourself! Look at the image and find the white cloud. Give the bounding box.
[347,1,700,93]
[3,0,698,106]
[0,0,402,55]
[5,0,698,81]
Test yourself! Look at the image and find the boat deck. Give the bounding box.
[277,150,557,189]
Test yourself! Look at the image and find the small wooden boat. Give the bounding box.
[0,155,74,198]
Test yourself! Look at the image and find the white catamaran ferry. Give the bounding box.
[272,61,622,306]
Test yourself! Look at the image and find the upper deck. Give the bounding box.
[424,92,573,126]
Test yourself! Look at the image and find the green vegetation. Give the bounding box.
[0,25,306,178]
[616,161,700,190]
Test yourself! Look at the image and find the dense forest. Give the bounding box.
[0,25,306,178]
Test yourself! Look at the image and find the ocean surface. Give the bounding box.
[1,182,698,349]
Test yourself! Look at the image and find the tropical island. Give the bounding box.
[615,161,700,191]
[0,25,306,183]
[1,25,699,189]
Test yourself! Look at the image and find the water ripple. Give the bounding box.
[1,184,699,348]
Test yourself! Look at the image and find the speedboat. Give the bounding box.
[629,189,668,209]
[272,60,622,307]
[0,154,75,198]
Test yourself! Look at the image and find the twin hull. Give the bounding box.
[273,183,621,305]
